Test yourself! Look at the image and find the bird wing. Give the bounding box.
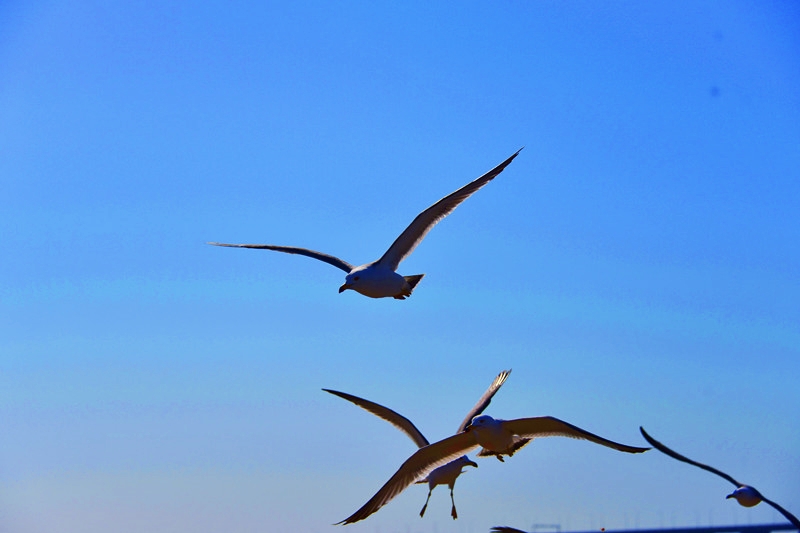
[639,427,743,486]
[207,242,354,273]
[337,431,479,525]
[502,417,650,454]
[490,528,529,533]
[376,148,523,271]
[457,369,512,433]
[322,389,429,448]
[760,495,800,529]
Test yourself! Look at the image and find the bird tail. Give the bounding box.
[404,274,424,292]
[394,274,425,300]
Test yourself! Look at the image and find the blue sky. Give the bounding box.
[1,1,799,532]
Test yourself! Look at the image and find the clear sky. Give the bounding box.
[1,1,799,532]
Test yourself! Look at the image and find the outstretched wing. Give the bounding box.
[502,417,649,454]
[323,389,429,448]
[376,148,523,271]
[490,528,529,533]
[760,495,800,529]
[457,369,512,433]
[639,427,742,486]
[337,432,479,525]
[207,242,354,273]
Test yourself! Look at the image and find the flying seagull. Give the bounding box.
[324,369,510,520]
[209,148,522,299]
[338,414,649,525]
[640,427,800,528]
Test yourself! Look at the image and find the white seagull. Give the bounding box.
[640,427,800,528]
[338,414,649,524]
[324,370,510,520]
[209,148,522,299]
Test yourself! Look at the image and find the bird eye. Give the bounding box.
[354,276,360,281]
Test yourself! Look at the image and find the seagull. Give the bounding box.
[640,427,800,528]
[324,370,510,520]
[209,148,522,299]
[338,414,649,525]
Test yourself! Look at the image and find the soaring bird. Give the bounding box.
[324,369,510,520]
[209,148,522,299]
[338,414,649,524]
[640,427,800,528]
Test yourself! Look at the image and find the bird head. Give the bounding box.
[339,271,362,293]
[465,414,495,431]
[454,455,478,469]
[726,486,761,507]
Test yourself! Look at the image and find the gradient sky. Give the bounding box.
[1,2,799,532]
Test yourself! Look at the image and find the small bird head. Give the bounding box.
[465,414,495,431]
[339,271,363,293]
[454,455,478,469]
[726,485,762,507]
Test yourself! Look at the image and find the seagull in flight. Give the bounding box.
[640,427,800,528]
[324,370,510,520]
[338,414,649,524]
[209,148,522,299]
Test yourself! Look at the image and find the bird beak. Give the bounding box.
[725,493,734,500]
[338,283,351,293]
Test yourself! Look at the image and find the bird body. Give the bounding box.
[467,414,532,460]
[210,149,522,299]
[337,263,423,299]
[417,456,477,489]
[727,486,763,507]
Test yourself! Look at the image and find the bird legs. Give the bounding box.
[419,485,459,520]
[419,488,433,517]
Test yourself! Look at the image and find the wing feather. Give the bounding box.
[503,417,649,454]
[323,389,429,448]
[376,148,522,271]
[337,432,478,525]
[457,369,511,433]
[207,242,354,273]
[761,496,800,529]
[639,427,742,486]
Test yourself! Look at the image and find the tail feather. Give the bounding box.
[404,274,424,292]
[394,274,425,300]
